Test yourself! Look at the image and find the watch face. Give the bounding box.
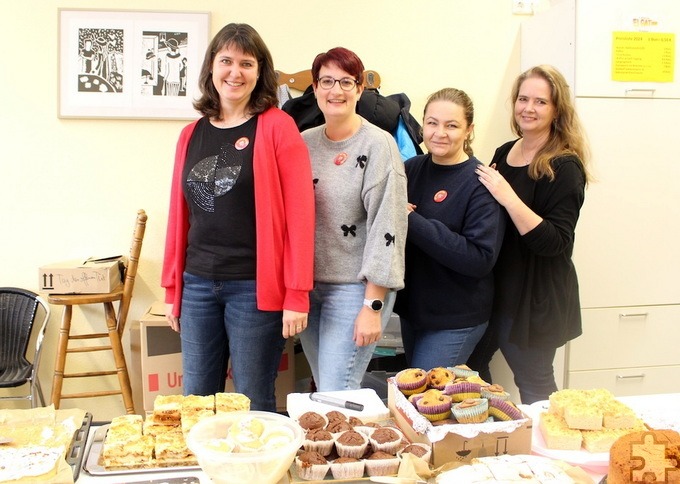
[370,299,383,311]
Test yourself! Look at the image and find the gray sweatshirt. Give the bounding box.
[303,117,407,290]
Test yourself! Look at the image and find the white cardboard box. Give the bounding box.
[38,256,122,294]
[130,302,294,412]
[287,388,390,423]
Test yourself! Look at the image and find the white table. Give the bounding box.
[77,394,680,483]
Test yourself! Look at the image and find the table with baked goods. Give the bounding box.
[69,392,679,483]
[519,392,680,483]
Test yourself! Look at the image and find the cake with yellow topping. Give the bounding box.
[538,411,582,451]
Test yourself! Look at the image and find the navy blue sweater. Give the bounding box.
[394,154,505,330]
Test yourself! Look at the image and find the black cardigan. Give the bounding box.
[492,140,587,349]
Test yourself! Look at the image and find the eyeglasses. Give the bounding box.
[317,76,359,91]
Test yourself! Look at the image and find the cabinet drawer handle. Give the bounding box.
[616,374,645,380]
[625,88,656,97]
[618,312,648,319]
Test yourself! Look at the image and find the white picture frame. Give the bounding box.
[58,9,210,119]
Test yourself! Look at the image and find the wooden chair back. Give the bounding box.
[117,209,147,336]
[275,69,382,92]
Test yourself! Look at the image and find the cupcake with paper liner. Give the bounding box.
[426,366,455,390]
[295,450,330,481]
[466,374,489,386]
[325,418,353,435]
[452,398,489,424]
[368,426,404,455]
[348,416,364,427]
[452,364,479,378]
[325,410,347,423]
[398,443,432,463]
[415,389,452,421]
[395,368,428,395]
[353,423,377,438]
[481,383,510,401]
[329,456,365,479]
[488,398,523,421]
[303,428,335,456]
[297,411,328,431]
[334,429,369,458]
[364,450,401,477]
[444,380,482,402]
[407,391,426,406]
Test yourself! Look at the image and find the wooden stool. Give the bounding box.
[49,209,147,414]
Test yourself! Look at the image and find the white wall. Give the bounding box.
[1,0,527,420]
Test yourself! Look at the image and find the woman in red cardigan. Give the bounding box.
[162,23,314,411]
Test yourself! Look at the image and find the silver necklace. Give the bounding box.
[520,139,532,165]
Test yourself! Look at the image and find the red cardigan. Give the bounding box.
[162,108,315,316]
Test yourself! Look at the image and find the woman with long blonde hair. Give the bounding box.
[468,65,591,404]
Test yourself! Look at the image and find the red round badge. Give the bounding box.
[235,137,249,150]
[334,152,348,165]
[434,190,448,203]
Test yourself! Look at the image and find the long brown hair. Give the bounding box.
[511,65,592,184]
[193,23,278,119]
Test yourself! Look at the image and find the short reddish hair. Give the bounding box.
[311,47,364,86]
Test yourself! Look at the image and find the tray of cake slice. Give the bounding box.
[528,388,648,469]
[83,392,250,476]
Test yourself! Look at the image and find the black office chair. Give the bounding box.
[0,287,50,407]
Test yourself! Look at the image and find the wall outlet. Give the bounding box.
[512,0,534,15]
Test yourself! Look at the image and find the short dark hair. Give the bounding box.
[311,47,364,86]
[194,23,278,118]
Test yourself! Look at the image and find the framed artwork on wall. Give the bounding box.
[58,9,210,119]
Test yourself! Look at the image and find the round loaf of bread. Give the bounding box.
[608,429,680,484]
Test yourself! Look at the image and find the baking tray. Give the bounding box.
[67,412,92,481]
[82,425,200,477]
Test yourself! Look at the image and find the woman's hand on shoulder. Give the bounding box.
[475,164,518,208]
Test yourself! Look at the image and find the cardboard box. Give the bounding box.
[130,302,294,412]
[387,378,532,467]
[38,256,123,294]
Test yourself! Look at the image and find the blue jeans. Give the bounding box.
[299,283,396,391]
[180,273,286,412]
[400,318,488,370]
[467,314,557,404]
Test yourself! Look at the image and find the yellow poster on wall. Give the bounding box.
[612,31,675,82]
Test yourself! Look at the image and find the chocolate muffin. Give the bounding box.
[295,450,330,480]
[297,411,327,430]
[303,428,334,456]
[364,450,400,477]
[335,430,368,458]
[326,419,353,434]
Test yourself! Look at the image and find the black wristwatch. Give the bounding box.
[363,298,384,312]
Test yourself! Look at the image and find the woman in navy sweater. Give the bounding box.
[394,88,504,370]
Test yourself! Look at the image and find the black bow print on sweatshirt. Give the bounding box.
[341,224,357,237]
